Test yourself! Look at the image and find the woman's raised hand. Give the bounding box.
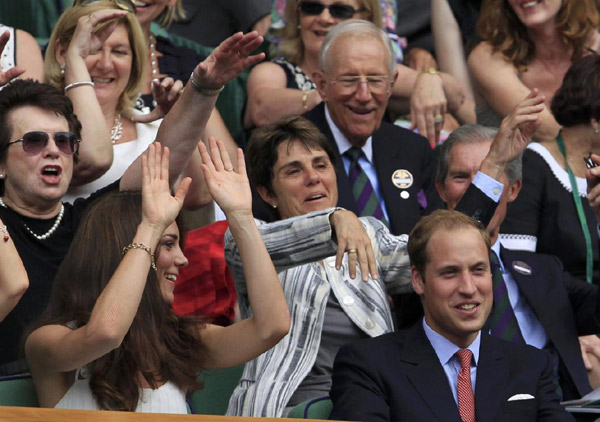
[0,31,25,86]
[141,143,191,231]
[69,9,128,59]
[192,31,265,90]
[198,137,251,217]
[132,77,185,123]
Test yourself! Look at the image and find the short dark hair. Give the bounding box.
[551,54,600,127]
[246,115,337,217]
[0,79,82,194]
[408,209,490,278]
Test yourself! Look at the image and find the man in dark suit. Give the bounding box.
[308,20,443,236]
[330,209,573,421]
[434,122,600,401]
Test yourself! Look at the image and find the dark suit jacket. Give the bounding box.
[330,322,574,422]
[303,103,496,236]
[495,248,600,400]
[304,103,441,236]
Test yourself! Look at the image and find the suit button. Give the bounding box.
[342,296,355,306]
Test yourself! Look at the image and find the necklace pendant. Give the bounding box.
[3,235,7,242]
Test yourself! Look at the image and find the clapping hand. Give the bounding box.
[0,31,25,86]
[132,78,185,124]
[141,143,191,231]
[192,31,265,90]
[198,137,251,217]
[69,9,128,59]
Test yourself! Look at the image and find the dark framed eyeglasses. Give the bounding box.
[72,0,136,13]
[6,131,80,155]
[299,1,366,19]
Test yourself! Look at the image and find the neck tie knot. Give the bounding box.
[344,146,364,162]
[456,348,473,369]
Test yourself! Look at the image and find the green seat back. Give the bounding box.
[0,375,39,407]
[288,396,333,419]
[188,364,244,415]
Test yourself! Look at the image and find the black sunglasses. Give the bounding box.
[6,131,80,155]
[73,0,136,13]
[299,1,366,19]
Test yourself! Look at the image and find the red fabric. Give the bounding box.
[172,221,236,325]
[456,349,475,422]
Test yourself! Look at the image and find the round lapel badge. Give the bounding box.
[391,169,413,189]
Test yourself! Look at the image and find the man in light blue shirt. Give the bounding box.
[436,123,600,401]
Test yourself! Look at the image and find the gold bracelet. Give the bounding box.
[122,242,156,271]
[302,90,310,110]
[421,67,440,76]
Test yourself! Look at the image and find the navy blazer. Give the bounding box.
[330,322,574,422]
[303,103,442,236]
[495,247,600,400]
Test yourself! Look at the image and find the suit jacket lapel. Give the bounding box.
[402,324,463,422]
[475,333,508,421]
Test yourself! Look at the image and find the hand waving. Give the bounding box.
[141,143,191,231]
[0,31,25,86]
[69,9,128,59]
[198,137,251,217]
[192,31,265,89]
[132,78,185,124]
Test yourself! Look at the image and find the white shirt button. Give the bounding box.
[365,318,375,329]
[342,296,355,306]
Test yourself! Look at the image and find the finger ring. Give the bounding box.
[433,114,443,124]
[226,167,234,172]
[347,249,357,254]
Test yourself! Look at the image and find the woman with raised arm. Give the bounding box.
[468,0,599,143]
[25,142,289,412]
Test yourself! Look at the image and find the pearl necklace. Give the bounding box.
[111,113,123,144]
[149,35,159,108]
[0,197,65,240]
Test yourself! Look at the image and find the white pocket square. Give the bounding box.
[508,394,535,401]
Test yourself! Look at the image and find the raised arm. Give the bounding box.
[244,61,322,128]
[26,144,190,406]
[15,29,44,81]
[120,31,265,194]
[196,138,290,369]
[0,31,25,87]
[468,42,560,143]
[431,0,475,103]
[54,10,125,185]
[0,219,28,322]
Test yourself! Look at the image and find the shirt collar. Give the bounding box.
[423,318,481,367]
[324,104,374,162]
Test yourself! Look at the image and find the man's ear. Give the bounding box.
[257,185,277,208]
[435,180,447,203]
[507,179,522,203]
[313,70,328,102]
[412,266,425,295]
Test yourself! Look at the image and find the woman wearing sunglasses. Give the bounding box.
[45,1,236,207]
[25,142,289,412]
[244,0,474,146]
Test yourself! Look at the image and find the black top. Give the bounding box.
[272,57,316,91]
[137,35,205,112]
[501,146,600,283]
[0,181,120,372]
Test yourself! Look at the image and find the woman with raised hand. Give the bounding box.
[468,0,599,142]
[25,141,289,412]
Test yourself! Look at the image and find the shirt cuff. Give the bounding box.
[472,171,504,202]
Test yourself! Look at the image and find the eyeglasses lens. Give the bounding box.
[21,132,78,155]
[300,2,356,19]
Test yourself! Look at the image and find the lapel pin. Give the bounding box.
[392,169,413,189]
[512,261,532,276]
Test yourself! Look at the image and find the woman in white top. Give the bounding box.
[0,24,44,82]
[25,141,290,412]
[45,1,214,207]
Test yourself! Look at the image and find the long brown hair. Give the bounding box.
[477,0,599,70]
[30,190,206,411]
